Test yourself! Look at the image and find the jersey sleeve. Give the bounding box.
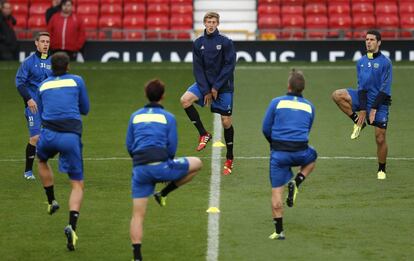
[126,115,134,157]
[262,100,276,143]
[77,77,90,115]
[166,115,178,159]
[192,40,210,95]
[213,38,236,90]
[15,60,31,102]
[380,59,392,95]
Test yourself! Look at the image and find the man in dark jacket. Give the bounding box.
[0,1,18,60]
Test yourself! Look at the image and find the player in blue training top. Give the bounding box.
[180,11,236,176]
[262,69,317,240]
[127,79,203,261]
[332,30,392,180]
[36,52,90,251]
[15,32,52,180]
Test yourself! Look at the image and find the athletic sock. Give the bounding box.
[161,182,178,197]
[69,211,79,231]
[378,162,386,172]
[224,125,234,160]
[184,105,207,136]
[294,173,306,188]
[25,143,36,172]
[44,185,55,204]
[273,217,283,234]
[349,112,359,124]
[132,244,142,261]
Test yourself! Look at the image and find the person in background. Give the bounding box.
[0,1,18,60]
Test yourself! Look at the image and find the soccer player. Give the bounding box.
[332,30,392,180]
[127,79,202,261]
[180,11,236,176]
[15,32,52,180]
[36,52,90,251]
[262,69,317,240]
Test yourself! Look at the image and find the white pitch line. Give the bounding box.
[206,114,222,261]
[1,156,414,162]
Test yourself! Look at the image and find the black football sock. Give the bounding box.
[161,182,178,197]
[349,112,359,124]
[273,217,283,233]
[44,185,55,204]
[294,173,306,188]
[184,105,207,136]
[132,244,142,261]
[378,162,386,172]
[25,143,36,172]
[69,211,79,231]
[224,125,234,160]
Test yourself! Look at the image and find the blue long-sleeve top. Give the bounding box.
[356,52,392,109]
[193,29,236,95]
[126,103,177,165]
[15,51,52,105]
[262,93,315,151]
[37,73,90,136]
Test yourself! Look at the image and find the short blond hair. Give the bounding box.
[203,11,220,23]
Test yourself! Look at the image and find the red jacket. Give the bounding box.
[48,12,85,52]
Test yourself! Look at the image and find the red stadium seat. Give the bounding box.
[258,4,281,16]
[29,0,49,3]
[377,15,399,38]
[80,15,98,29]
[100,0,123,4]
[170,0,193,3]
[328,3,350,16]
[12,3,28,16]
[99,15,122,39]
[399,2,414,15]
[123,15,145,40]
[352,15,375,39]
[400,14,414,38]
[328,15,352,38]
[281,14,304,39]
[151,0,170,3]
[76,4,99,16]
[351,2,374,15]
[146,14,169,39]
[376,2,398,15]
[9,0,30,3]
[124,3,146,15]
[282,0,304,4]
[306,0,326,3]
[170,4,193,15]
[100,4,123,16]
[77,0,100,4]
[305,3,327,16]
[29,3,49,15]
[14,14,28,39]
[258,15,281,29]
[147,3,169,16]
[281,5,303,15]
[351,0,373,3]
[27,15,46,38]
[258,0,281,4]
[306,15,328,39]
[171,14,192,27]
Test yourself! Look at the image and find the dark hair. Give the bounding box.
[35,32,50,41]
[145,79,165,102]
[288,68,305,94]
[366,30,381,41]
[51,52,70,76]
[61,0,72,5]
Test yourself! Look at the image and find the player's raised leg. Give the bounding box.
[286,161,315,208]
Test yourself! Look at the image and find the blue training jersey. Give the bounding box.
[15,51,52,104]
[193,29,236,95]
[126,103,177,165]
[262,93,315,151]
[356,52,392,108]
[37,73,90,135]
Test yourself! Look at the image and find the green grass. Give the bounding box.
[1,62,413,260]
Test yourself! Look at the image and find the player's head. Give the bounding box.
[365,30,381,53]
[51,52,70,76]
[1,2,12,17]
[145,79,165,103]
[287,68,305,95]
[61,0,73,15]
[35,32,50,54]
[203,11,220,34]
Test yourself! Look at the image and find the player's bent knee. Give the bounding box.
[29,135,39,145]
[272,200,283,210]
[187,157,203,172]
[221,116,232,129]
[180,93,193,108]
[331,89,348,102]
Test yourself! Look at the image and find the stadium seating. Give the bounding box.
[281,15,305,39]
[305,3,327,16]
[328,15,352,38]
[399,1,414,15]
[124,3,146,15]
[377,14,399,38]
[306,15,328,39]
[328,2,351,16]
[351,2,374,15]
[123,15,145,40]
[400,14,414,38]
[352,15,375,38]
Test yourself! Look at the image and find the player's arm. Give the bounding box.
[370,61,392,123]
[193,41,210,96]
[262,100,276,144]
[166,115,178,159]
[213,39,236,92]
[77,77,90,115]
[309,104,315,131]
[16,61,38,113]
[125,116,135,158]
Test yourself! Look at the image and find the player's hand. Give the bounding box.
[357,110,366,126]
[211,88,218,100]
[204,93,212,106]
[369,109,376,124]
[27,99,38,114]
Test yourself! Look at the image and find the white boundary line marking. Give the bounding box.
[1,156,414,162]
[206,114,222,261]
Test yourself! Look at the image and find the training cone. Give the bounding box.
[212,141,225,147]
[206,207,220,213]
